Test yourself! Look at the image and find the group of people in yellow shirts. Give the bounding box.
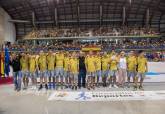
[13,49,148,91]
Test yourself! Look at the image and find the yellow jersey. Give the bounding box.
[137,57,147,73]
[69,58,79,73]
[110,58,118,70]
[95,56,101,70]
[47,54,55,70]
[38,54,47,71]
[85,55,95,72]
[127,56,137,71]
[29,56,36,73]
[20,56,29,71]
[101,55,110,71]
[55,53,64,68]
[64,57,70,71]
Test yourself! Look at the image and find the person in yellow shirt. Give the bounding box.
[101,52,110,87]
[109,52,119,88]
[29,53,37,89]
[135,51,148,90]
[127,51,137,88]
[95,52,101,87]
[69,52,79,90]
[38,50,48,90]
[64,52,71,88]
[47,49,55,89]
[85,51,95,90]
[20,53,29,90]
[55,50,64,89]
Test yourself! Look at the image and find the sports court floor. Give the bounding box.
[0,83,165,114]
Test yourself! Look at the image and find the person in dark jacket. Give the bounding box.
[10,53,22,91]
[78,51,86,88]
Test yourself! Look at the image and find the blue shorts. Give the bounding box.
[39,70,48,77]
[137,72,145,78]
[13,71,22,78]
[21,71,29,77]
[102,70,109,77]
[56,67,64,77]
[47,70,55,77]
[64,71,70,77]
[87,72,95,77]
[70,72,78,82]
[109,70,117,77]
[29,72,37,78]
[96,70,102,77]
[127,71,136,77]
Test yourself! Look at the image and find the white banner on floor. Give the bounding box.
[48,91,165,101]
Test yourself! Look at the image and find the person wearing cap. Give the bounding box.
[118,51,127,87]
[38,50,48,90]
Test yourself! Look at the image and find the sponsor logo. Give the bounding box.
[75,92,91,100]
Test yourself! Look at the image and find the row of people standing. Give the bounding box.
[10,50,148,91]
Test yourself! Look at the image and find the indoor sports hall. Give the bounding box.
[0,0,165,114]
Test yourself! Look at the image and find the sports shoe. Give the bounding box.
[38,84,43,91]
[45,84,48,90]
[133,85,138,91]
[109,84,112,88]
[139,85,144,90]
[113,84,118,88]
[127,83,130,88]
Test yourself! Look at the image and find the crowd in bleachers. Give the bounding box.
[6,39,165,62]
[103,39,165,50]
[24,27,159,39]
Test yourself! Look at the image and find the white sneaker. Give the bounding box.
[33,86,37,90]
[114,84,118,88]
[109,84,112,88]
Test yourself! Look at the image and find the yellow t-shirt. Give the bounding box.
[29,56,36,73]
[55,53,64,68]
[38,55,47,71]
[127,56,137,71]
[70,58,79,73]
[47,54,55,70]
[20,57,29,71]
[110,58,118,71]
[137,57,147,73]
[102,55,110,71]
[95,56,101,70]
[85,56,95,72]
[64,57,70,71]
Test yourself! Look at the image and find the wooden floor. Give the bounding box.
[0,83,165,114]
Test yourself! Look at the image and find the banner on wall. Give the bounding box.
[48,91,165,101]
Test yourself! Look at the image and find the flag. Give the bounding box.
[4,47,10,77]
[0,51,4,77]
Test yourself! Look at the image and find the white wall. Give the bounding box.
[148,62,165,73]
[0,7,16,44]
